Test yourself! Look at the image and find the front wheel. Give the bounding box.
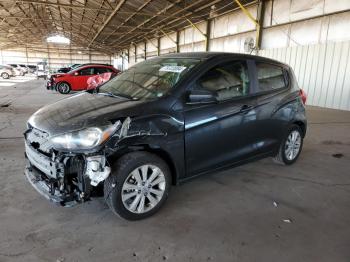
[274,125,303,165]
[104,152,171,220]
[1,72,10,79]
[57,82,71,94]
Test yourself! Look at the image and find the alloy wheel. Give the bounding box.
[59,83,70,93]
[1,73,9,79]
[121,164,166,214]
[284,130,301,161]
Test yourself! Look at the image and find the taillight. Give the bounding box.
[299,89,307,105]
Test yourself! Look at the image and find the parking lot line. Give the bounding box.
[0,82,15,87]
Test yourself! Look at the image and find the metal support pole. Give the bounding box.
[144,41,147,60]
[134,44,137,63]
[233,0,260,50]
[256,0,265,50]
[25,44,29,65]
[186,17,208,51]
[46,44,50,70]
[127,49,129,67]
[205,19,211,51]
[176,31,180,53]
[121,52,124,71]
[70,44,73,64]
[157,38,160,56]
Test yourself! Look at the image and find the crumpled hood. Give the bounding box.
[28,92,147,135]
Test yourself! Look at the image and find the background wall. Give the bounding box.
[115,0,350,110]
[0,44,112,71]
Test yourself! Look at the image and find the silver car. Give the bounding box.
[7,64,25,76]
[0,65,14,79]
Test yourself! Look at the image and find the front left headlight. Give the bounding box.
[50,121,121,150]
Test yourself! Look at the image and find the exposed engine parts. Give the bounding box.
[85,155,111,186]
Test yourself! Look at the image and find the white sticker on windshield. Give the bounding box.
[159,65,186,73]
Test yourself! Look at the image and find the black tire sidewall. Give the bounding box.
[105,152,171,220]
[281,125,303,165]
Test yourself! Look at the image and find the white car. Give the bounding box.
[7,64,25,76]
[0,65,15,79]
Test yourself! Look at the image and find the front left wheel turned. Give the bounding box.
[104,152,171,220]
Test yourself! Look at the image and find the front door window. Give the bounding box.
[197,61,250,101]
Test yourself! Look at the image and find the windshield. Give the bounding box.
[98,57,200,100]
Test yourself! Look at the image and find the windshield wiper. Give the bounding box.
[97,91,136,100]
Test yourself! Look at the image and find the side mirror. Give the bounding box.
[187,89,217,104]
[74,72,79,76]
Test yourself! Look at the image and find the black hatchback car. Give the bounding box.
[24,52,307,220]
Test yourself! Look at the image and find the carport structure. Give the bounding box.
[0,0,257,53]
[1,0,349,111]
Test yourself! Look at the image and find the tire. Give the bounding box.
[274,125,303,165]
[1,72,10,79]
[104,152,171,220]
[57,82,71,94]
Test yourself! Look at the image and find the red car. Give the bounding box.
[47,64,119,94]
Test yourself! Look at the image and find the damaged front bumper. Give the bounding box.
[24,158,75,206]
[24,140,111,206]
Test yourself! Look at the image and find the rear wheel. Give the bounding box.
[274,125,303,165]
[104,152,171,220]
[57,82,71,94]
[1,72,10,79]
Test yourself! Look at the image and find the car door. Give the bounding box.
[183,59,260,176]
[251,61,291,154]
[73,66,96,90]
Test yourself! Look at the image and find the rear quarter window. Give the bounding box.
[256,62,289,92]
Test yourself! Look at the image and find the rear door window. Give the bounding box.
[95,67,110,74]
[256,63,288,92]
[78,67,95,76]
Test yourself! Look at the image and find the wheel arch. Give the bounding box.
[57,81,71,87]
[293,120,306,137]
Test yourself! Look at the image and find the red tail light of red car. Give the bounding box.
[300,89,307,105]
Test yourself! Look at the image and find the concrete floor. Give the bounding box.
[0,79,349,262]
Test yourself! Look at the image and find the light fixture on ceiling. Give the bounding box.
[209,5,218,18]
[46,35,70,44]
[78,51,82,54]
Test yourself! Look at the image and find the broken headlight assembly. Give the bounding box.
[50,121,121,150]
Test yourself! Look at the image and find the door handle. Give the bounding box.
[240,104,253,112]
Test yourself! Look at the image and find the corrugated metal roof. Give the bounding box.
[0,0,256,54]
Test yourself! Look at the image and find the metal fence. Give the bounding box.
[259,41,350,111]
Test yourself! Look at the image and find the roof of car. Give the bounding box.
[72,63,113,69]
[159,52,286,66]
[79,63,112,67]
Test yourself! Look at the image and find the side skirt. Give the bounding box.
[178,150,275,185]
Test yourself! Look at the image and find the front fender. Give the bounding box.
[104,113,185,184]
